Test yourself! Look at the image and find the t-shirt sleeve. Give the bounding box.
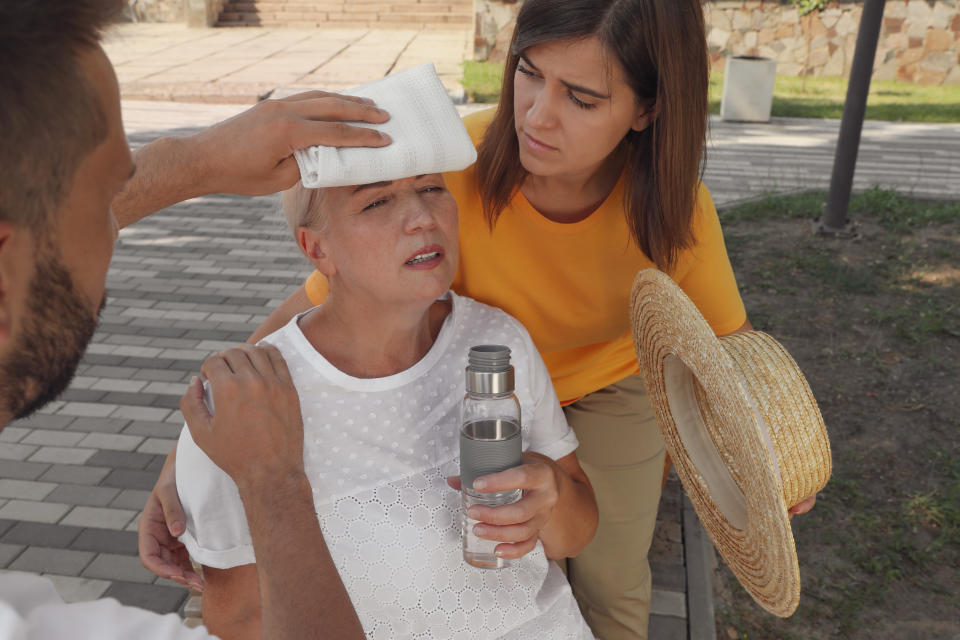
[304,270,330,306]
[676,184,748,335]
[513,319,579,461]
[176,425,256,570]
[0,572,215,639]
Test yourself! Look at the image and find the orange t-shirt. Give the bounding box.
[305,108,746,404]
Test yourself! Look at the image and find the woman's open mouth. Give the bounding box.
[404,245,444,269]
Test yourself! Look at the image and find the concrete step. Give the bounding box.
[216,0,473,28]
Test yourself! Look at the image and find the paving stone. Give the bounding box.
[83,552,155,584]
[0,520,16,538]
[83,365,140,379]
[144,455,168,473]
[102,469,160,491]
[77,432,145,452]
[61,506,138,530]
[20,429,86,447]
[0,460,52,481]
[46,484,122,507]
[0,427,30,443]
[86,449,155,471]
[150,395,183,410]
[71,528,139,555]
[137,438,177,456]
[39,464,111,486]
[0,499,70,524]
[0,479,58,501]
[110,489,152,511]
[136,369,188,383]
[0,443,39,461]
[9,413,75,430]
[0,542,25,567]
[10,546,95,576]
[28,446,97,465]
[102,580,189,614]
[66,417,132,434]
[123,420,182,439]
[59,389,109,404]
[2,521,84,547]
[43,574,112,603]
[649,613,687,640]
[57,402,119,418]
[111,406,171,422]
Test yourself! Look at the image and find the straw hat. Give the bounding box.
[630,269,831,617]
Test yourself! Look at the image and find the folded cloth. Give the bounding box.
[293,63,477,188]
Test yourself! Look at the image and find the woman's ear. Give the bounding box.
[297,227,336,276]
[631,102,658,133]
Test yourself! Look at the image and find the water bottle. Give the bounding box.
[460,345,522,569]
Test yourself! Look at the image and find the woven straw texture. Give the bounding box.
[630,269,831,617]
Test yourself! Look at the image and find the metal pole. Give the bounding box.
[820,0,887,233]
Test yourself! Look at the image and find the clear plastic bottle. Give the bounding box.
[460,345,523,569]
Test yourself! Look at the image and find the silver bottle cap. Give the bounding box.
[466,345,514,395]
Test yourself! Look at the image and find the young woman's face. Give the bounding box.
[305,174,459,307]
[513,36,651,180]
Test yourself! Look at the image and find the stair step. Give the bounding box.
[217,0,473,28]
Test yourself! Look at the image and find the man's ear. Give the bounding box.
[0,222,18,346]
[631,102,658,133]
[297,227,336,277]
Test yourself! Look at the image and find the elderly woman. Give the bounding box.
[175,172,599,639]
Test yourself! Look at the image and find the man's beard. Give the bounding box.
[0,244,102,421]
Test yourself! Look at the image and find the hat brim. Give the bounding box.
[631,270,800,617]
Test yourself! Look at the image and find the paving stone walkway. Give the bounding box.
[2,54,959,636]
[105,23,472,103]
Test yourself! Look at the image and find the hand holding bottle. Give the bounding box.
[448,450,563,560]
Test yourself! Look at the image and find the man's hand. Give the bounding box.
[180,344,305,493]
[189,91,391,197]
[114,91,391,228]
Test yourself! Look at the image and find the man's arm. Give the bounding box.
[114,92,390,228]
[181,344,363,639]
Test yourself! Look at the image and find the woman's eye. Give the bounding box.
[517,64,537,78]
[420,186,444,194]
[569,92,595,110]
[363,199,388,211]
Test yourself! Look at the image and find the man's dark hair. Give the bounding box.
[0,0,123,230]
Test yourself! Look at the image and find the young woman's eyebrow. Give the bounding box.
[519,54,610,99]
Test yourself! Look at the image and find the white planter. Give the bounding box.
[720,56,777,123]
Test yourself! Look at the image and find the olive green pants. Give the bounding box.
[563,374,665,640]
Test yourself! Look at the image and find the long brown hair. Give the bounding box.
[475,0,708,271]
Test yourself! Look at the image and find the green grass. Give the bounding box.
[462,60,960,123]
[710,72,960,123]
[462,60,504,104]
[720,186,960,231]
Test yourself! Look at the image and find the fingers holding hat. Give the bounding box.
[788,494,817,519]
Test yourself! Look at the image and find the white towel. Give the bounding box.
[294,63,477,188]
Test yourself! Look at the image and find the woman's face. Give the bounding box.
[513,36,652,181]
[302,174,459,307]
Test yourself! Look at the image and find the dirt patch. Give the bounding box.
[710,192,960,639]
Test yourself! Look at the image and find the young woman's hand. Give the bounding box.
[446,451,597,560]
[137,452,204,590]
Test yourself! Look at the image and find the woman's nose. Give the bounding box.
[526,84,557,129]
[403,201,438,234]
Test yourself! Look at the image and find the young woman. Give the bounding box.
[143,1,815,637]
[177,173,598,639]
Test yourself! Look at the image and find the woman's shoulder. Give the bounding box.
[451,292,534,345]
[460,106,498,146]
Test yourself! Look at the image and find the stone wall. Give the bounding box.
[706,0,960,85]
[474,0,960,85]
[124,0,227,25]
